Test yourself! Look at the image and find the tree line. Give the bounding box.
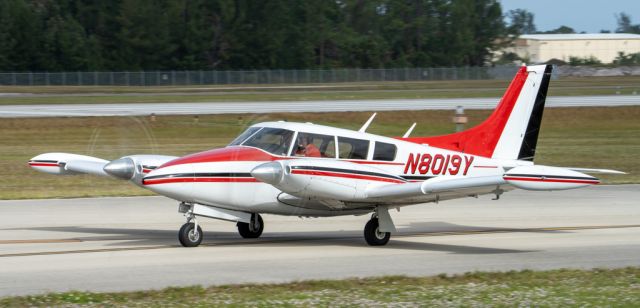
[0,0,510,71]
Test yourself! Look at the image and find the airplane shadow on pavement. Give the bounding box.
[13,220,559,254]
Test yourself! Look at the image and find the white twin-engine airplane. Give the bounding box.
[29,65,623,247]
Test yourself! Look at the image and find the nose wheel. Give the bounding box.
[237,213,264,238]
[364,217,390,246]
[178,222,203,247]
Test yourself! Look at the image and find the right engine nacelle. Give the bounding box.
[251,159,406,201]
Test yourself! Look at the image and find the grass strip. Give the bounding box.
[2,267,639,307]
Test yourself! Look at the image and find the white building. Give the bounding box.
[510,33,640,64]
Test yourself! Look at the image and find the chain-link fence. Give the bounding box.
[0,66,522,86]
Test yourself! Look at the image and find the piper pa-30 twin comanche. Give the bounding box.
[29,65,623,247]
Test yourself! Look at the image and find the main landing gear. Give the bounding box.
[237,213,264,238]
[363,206,395,246]
[178,202,265,247]
[364,217,390,246]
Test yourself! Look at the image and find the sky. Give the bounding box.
[499,0,640,33]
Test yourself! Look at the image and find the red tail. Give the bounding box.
[398,66,529,158]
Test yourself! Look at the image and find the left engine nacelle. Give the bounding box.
[251,159,405,201]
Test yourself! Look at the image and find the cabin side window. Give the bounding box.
[291,132,336,158]
[373,141,397,161]
[338,137,369,160]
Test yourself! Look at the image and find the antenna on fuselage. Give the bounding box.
[358,113,377,133]
[402,123,417,138]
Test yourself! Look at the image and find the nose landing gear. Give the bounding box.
[178,221,203,247]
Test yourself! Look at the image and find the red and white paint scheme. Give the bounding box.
[29,65,624,247]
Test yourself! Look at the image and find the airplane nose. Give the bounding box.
[103,157,136,180]
[251,162,284,185]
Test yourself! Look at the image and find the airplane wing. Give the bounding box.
[564,167,626,174]
[29,152,178,185]
[252,159,616,208]
[366,175,505,203]
[251,159,508,207]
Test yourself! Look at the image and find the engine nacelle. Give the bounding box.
[103,155,177,185]
[503,165,599,191]
[251,159,405,201]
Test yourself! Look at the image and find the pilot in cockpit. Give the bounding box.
[295,134,321,157]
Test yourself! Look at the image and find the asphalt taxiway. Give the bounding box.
[1,185,639,296]
[1,95,639,117]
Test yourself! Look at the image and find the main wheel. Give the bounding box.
[237,213,264,238]
[178,222,203,247]
[364,218,390,246]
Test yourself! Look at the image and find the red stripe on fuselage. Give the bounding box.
[291,169,405,184]
[143,177,258,185]
[503,176,599,185]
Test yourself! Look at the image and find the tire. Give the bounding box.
[178,222,203,247]
[237,214,264,238]
[364,218,390,246]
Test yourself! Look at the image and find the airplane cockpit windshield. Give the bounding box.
[228,127,261,146]
[238,128,294,156]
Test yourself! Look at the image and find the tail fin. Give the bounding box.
[400,64,552,161]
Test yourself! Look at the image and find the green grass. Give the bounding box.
[1,76,640,104]
[2,268,639,306]
[2,106,638,199]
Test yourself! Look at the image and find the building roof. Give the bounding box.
[520,33,640,41]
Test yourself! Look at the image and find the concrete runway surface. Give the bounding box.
[0,185,639,297]
[1,95,639,117]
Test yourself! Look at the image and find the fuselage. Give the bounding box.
[142,121,528,216]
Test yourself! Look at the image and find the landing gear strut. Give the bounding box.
[237,213,264,238]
